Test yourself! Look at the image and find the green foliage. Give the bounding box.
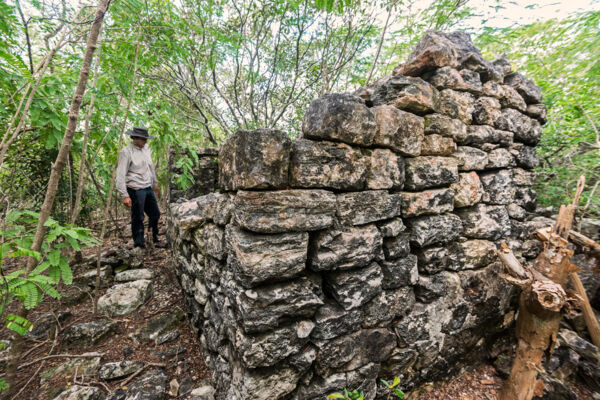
[381,377,405,398]
[0,210,98,334]
[328,377,405,399]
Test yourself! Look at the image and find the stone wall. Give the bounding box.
[167,31,550,399]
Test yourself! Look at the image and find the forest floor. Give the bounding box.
[1,218,597,399]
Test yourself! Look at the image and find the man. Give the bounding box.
[116,126,164,248]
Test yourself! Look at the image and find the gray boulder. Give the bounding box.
[404,156,458,190]
[371,76,439,114]
[115,268,155,282]
[52,386,103,400]
[504,72,542,103]
[97,280,153,317]
[99,361,144,380]
[63,320,117,347]
[372,105,424,156]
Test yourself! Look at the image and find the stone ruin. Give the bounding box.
[167,31,551,399]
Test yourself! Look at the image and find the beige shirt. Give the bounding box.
[116,143,158,199]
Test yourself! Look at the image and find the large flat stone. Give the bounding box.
[424,113,468,142]
[311,301,363,340]
[429,66,482,93]
[365,148,405,190]
[336,191,402,226]
[401,188,454,218]
[406,213,463,247]
[234,190,336,233]
[480,170,516,205]
[457,204,511,240]
[451,146,488,171]
[436,89,474,124]
[290,139,367,190]
[309,224,382,271]
[63,320,118,348]
[226,225,308,288]
[450,172,483,208]
[219,129,291,191]
[372,105,424,156]
[404,156,459,190]
[325,263,383,310]
[494,108,542,145]
[97,280,153,317]
[302,93,376,146]
[371,76,439,114]
[421,134,456,156]
[380,255,418,289]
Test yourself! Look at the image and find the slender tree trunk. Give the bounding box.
[365,1,394,85]
[71,32,104,225]
[2,1,110,396]
[94,28,141,314]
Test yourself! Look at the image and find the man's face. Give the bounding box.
[132,137,147,148]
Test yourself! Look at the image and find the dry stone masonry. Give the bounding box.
[167,31,549,399]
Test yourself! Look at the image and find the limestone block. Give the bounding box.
[234,190,336,233]
[507,203,527,220]
[464,125,497,146]
[380,254,418,289]
[424,113,468,142]
[226,225,308,288]
[510,143,540,169]
[404,156,459,190]
[401,188,454,218]
[382,233,411,260]
[309,224,382,271]
[336,191,402,226]
[416,271,460,302]
[499,84,527,112]
[450,172,483,208]
[405,213,463,247]
[486,148,515,169]
[325,262,383,310]
[512,168,536,186]
[371,76,439,114]
[447,239,497,271]
[377,218,405,238]
[457,204,511,240]
[416,246,453,274]
[361,292,394,328]
[472,97,501,126]
[504,72,542,103]
[421,134,456,156]
[228,361,302,400]
[219,129,291,191]
[302,93,376,146]
[372,105,424,156]
[436,89,475,124]
[385,286,416,319]
[451,146,488,171]
[204,223,225,260]
[233,321,314,368]
[429,66,482,93]
[514,187,537,211]
[458,52,503,82]
[365,148,405,190]
[526,103,547,124]
[97,280,153,317]
[494,108,542,145]
[290,139,367,190]
[311,301,362,340]
[482,81,503,99]
[480,170,516,205]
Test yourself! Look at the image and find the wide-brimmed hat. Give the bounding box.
[125,126,154,139]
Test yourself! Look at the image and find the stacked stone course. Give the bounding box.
[167,31,549,399]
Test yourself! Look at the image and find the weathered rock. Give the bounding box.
[482,81,504,99]
[451,146,488,171]
[416,246,453,274]
[424,113,468,142]
[448,240,497,271]
[233,321,314,368]
[385,286,416,319]
[512,168,536,186]
[227,360,302,400]
[135,309,185,342]
[436,89,475,124]
[380,255,419,289]
[507,203,527,220]
[429,66,482,93]
[492,55,512,76]
[486,148,515,169]
[511,143,540,169]
[365,148,405,190]
[377,218,405,238]
[499,85,527,112]
[421,134,456,156]
[406,213,463,247]
[27,312,71,341]
[122,369,168,400]
[494,108,542,145]
[382,233,411,260]
[394,31,480,76]
[514,187,537,211]
[457,204,511,240]
[526,103,547,124]
[302,93,377,146]
[401,188,454,218]
[41,356,102,383]
[204,223,225,260]
[336,191,402,226]
[226,276,323,334]
[170,196,213,231]
[234,190,336,233]
[309,224,382,271]
[472,96,501,126]
[311,301,363,340]
[156,330,180,345]
[416,271,460,302]
[63,320,117,347]
[115,268,155,282]
[380,348,419,379]
[371,76,439,114]
[292,362,379,399]
[99,361,144,380]
[404,156,458,190]
[52,386,103,400]
[504,72,542,103]
[226,225,308,287]
[219,129,291,191]
[290,139,368,190]
[189,385,216,400]
[480,170,516,205]
[372,105,424,156]
[464,125,499,146]
[450,172,483,208]
[97,280,153,317]
[74,266,113,288]
[458,52,503,82]
[315,328,396,376]
[325,262,383,310]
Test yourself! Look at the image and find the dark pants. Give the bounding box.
[127,187,160,247]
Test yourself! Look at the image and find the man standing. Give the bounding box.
[116,126,163,248]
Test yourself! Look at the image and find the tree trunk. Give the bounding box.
[2,1,110,396]
[94,28,141,314]
[499,176,585,400]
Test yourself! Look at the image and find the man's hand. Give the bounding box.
[123,197,132,207]
[154,186,160,197]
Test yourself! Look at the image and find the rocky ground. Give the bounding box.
[1,219,598,399]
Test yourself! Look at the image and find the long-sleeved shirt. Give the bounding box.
[116,143,158,199]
